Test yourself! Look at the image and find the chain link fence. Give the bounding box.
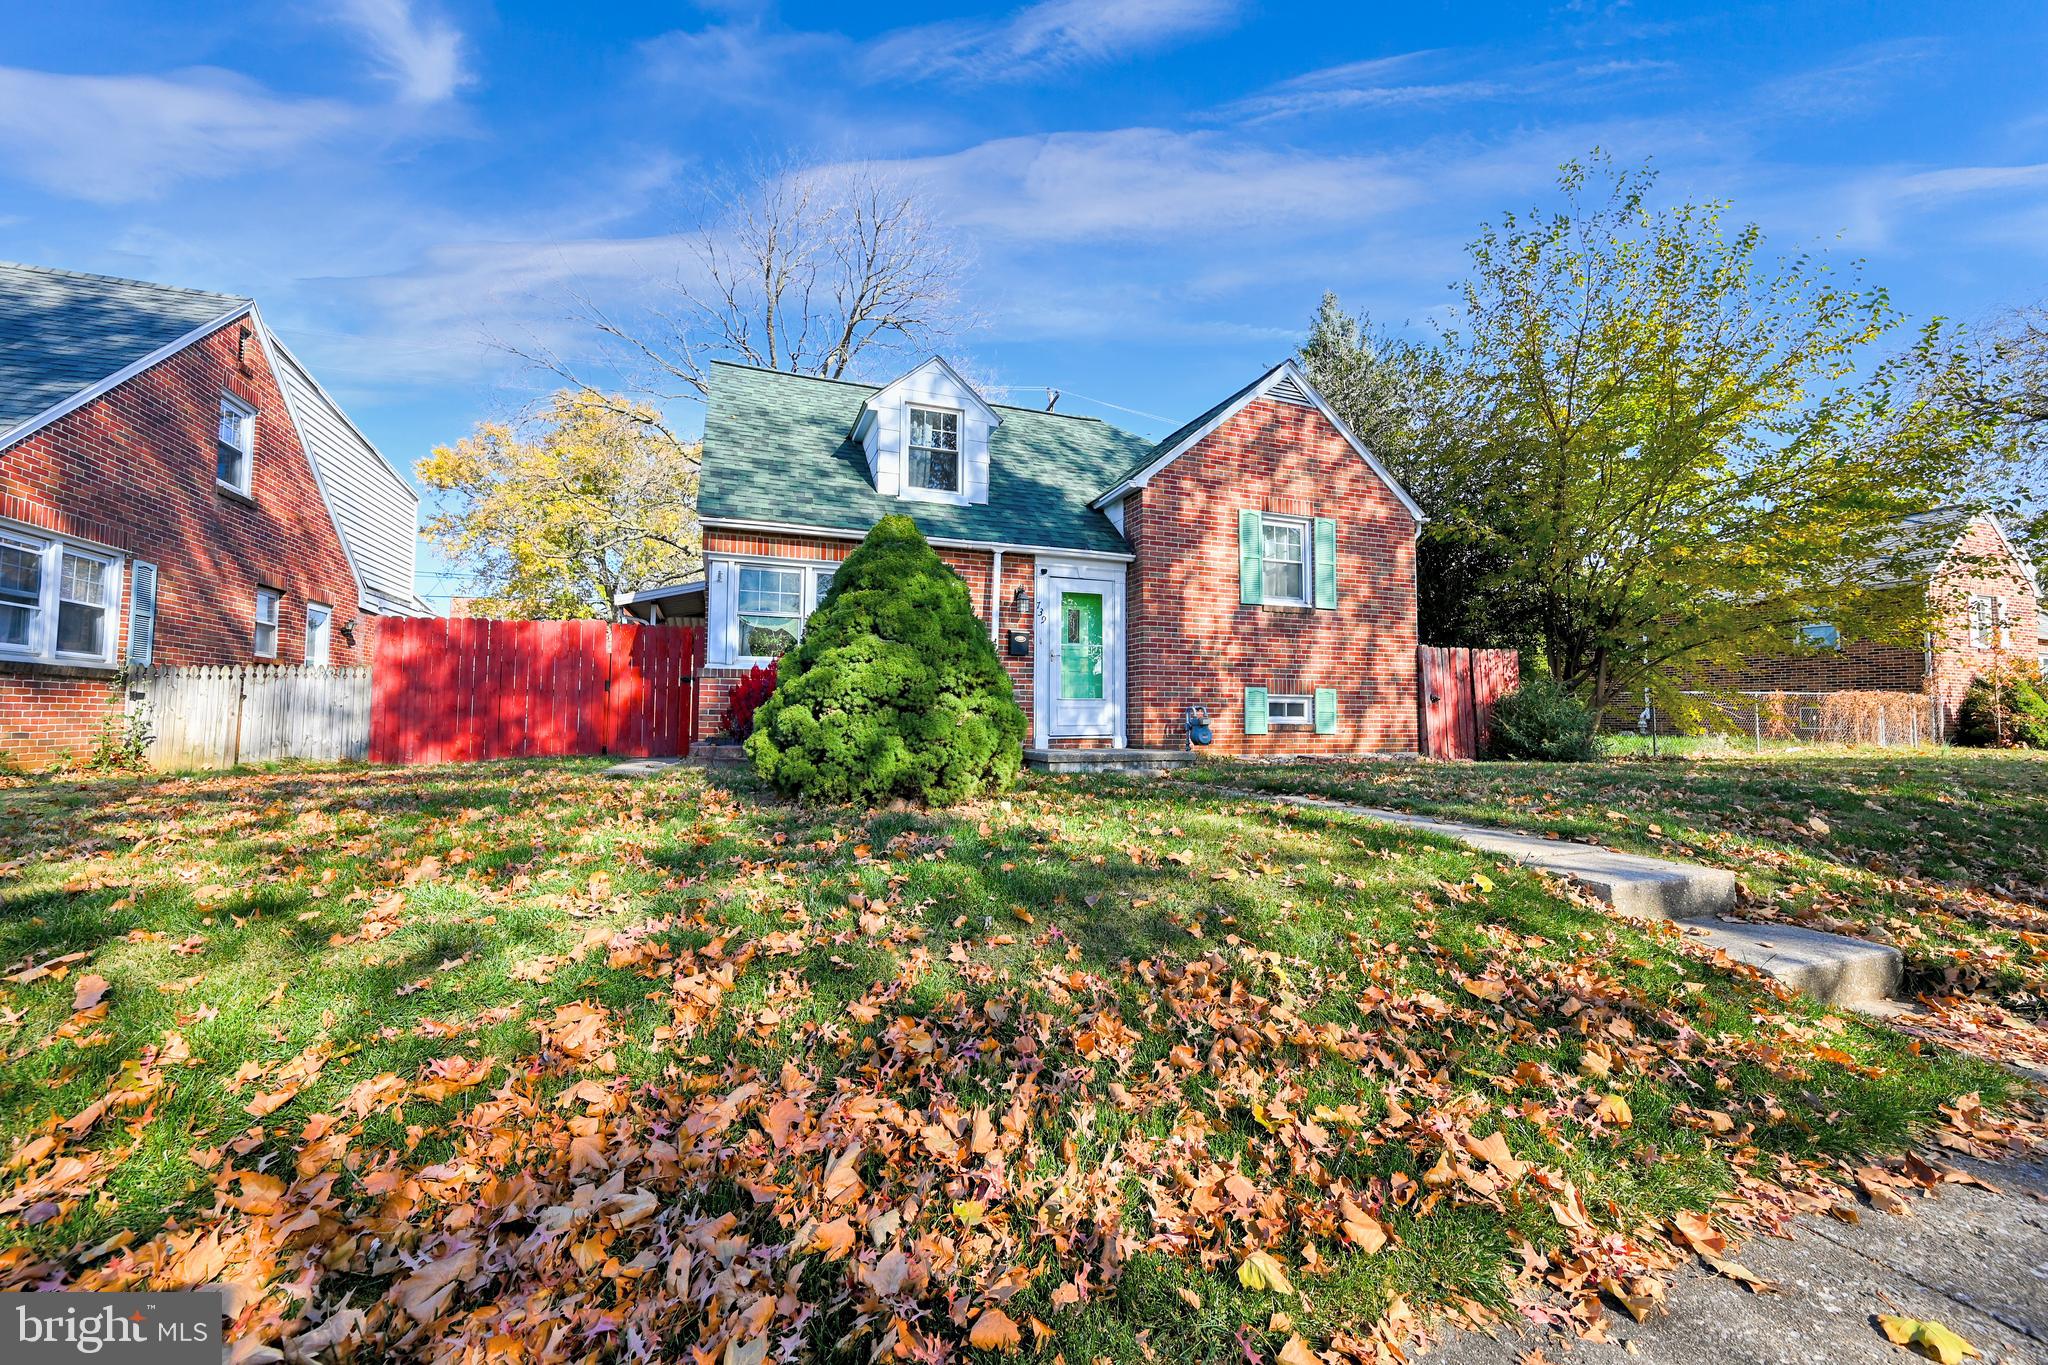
[1660,689,1943,748]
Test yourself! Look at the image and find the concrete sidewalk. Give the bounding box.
[1425,1151,2048,1364]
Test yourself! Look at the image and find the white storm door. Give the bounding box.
[1036,561,1124,740]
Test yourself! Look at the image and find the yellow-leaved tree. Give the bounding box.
[418,389,699,620]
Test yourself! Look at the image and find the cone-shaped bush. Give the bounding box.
[745,516,1027,804]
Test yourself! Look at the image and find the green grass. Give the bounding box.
[0,759,2016,1361]
[1189,750,2048,1010]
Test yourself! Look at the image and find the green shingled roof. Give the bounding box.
[698,361,1157,555]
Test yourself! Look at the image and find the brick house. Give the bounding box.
[1723,510,2041,733]
[628,357,1424,757]
[0,263,432,765]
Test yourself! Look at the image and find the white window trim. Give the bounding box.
[254,586,281,660]
[708,555,839,668]
[305,601,333,666]
[901,403,970,507]
[1260,514,1313,607]
[217,392,256,497]
[1266,693,1312,727]
[0,526,122,668]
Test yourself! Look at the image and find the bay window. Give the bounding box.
[0,527,121,666]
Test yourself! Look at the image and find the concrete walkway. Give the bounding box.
[1259,793,1903,1010]
[1425,1150,2048,1364]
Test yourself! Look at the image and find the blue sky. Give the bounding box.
[5,1,2047,606]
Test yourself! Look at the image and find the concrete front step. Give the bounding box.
[1680,919,1903,1009]
[1259,792,1901,1010]
[603,756,687,779]
[1264,794,1736,920]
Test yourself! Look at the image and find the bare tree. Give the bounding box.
[579,160,969,401]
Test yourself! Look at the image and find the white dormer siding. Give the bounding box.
[854,356,1000,507]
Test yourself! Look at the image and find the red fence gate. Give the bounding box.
[370,619,698,765]
[1418,646,1519,760]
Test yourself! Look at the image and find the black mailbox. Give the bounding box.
[1006,629,1029,657]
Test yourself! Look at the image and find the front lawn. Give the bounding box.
[1192,752,2048,1015]
[0,761,2029,1362]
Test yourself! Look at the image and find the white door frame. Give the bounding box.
[1033,557,1126,748]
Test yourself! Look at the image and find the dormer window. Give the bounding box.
[907,407,960,494]
[853,359,996,505]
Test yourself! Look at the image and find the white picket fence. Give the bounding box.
[128,665,371,770]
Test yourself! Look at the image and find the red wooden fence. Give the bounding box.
[1418,646,1519,760]
[370,619,698,765]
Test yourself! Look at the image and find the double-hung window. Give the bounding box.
[907,407,960,494]
[217,394,256,495]
[736,565,804,659]
[1968,595,2002,650]
[0,528,121,666]
[725,561,839,664]
[1260,516,1310,606]
[254,587,280,659]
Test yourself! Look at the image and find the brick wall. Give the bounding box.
[0,319,366,765]
[0,668,120,767]
[1927,517,2042,726]
[1123,398,1420,755]
[1727,640,1927,696]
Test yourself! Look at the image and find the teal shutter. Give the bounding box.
[1243,686,1268,735]
[1313,518,1337,609]
[1314,687,1338,734]
[1238,510,1263,605]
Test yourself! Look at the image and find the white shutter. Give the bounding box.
[126,560,157,667]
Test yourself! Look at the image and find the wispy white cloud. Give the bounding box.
[1749,37,1941,120]
[1891,162,2048,201]
[1216,48,1684,125]
[328,0,470,105]
[877,127,1420,241]
[638,19,847,105]
[862,0,1241,83]
[0,66,355,203]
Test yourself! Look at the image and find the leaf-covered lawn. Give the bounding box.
[0,761,2033,1363]
[1191,752,2048,1016]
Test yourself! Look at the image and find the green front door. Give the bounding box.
[1059,591,1104,701]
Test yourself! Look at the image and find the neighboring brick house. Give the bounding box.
[0,263,433,765]
[625,357,1423,757]
[1725,510,2041,733]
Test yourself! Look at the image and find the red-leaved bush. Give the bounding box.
[724,663,778,740]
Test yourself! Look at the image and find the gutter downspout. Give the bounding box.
[989,548,1005,645]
